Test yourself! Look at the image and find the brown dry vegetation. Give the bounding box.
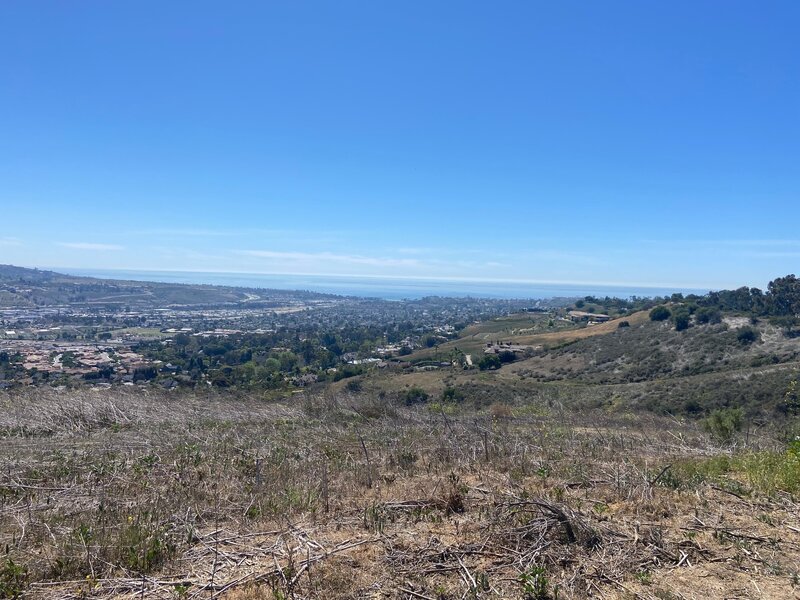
[504,310,651,347]
[410,311,651,359]
[1,387,800,599]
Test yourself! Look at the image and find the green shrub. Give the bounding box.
[696,307,722,324]
[520,565,554,599]
[674,312,691,331]
[345,379,362,392]
[0,559,28,599]
[703,408,744,444]
[649,306,671,321]
[404,387,429,405]
[118,520,175,572]
[737,326,759,345]
[441,387,466,403]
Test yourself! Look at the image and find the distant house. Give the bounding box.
[292,373,318,387]
[568,310,611,323]
[484,342,532,355]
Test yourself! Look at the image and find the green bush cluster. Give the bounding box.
[649,306,671,322]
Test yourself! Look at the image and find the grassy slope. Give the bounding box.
[410,310,650,359]
[387,312,800,422]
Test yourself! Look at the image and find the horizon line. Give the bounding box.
[33,264,731,292]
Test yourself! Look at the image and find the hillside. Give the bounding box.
[515,317,799,384]
[0,264,335,308]
[395,296,800,427]
[407,311,652,362]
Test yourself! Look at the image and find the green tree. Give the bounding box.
[478,354,502,370]
[498,350,516,363]
[277,351,298,371]
[768,274,800,316]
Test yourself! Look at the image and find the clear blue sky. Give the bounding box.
[1,1,798,289]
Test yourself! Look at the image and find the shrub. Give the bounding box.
[674,312,691,331]
[649,306,671,321]
[404,387,429,405]
[441,387,465,403]
[696,307,722,324]
[118,520,175,572]
[520,565,553,600]
[703,408,744,444]
[443,472,466,514]
[737,326,759,345]
[0,559,28,599]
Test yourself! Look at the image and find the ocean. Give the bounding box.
[55,268,710,301]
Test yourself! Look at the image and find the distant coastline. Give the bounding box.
[54,268,710,301]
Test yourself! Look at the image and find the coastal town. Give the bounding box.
[0,266,561,389]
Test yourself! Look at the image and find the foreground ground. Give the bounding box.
[1,387,799,600]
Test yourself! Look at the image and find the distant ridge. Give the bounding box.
[0,264,339,309]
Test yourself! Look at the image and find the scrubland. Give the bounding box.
[1,385,799,600]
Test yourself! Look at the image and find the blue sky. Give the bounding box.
[1,1,798,290]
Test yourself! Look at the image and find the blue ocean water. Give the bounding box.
[56,268,710,301]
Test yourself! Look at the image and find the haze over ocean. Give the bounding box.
[57,268,709,301]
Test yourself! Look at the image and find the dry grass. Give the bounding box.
[512,310,651,345]
[412,311,651,359]
[1,387,799,599]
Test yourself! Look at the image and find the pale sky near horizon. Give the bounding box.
[1,2,799,290]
